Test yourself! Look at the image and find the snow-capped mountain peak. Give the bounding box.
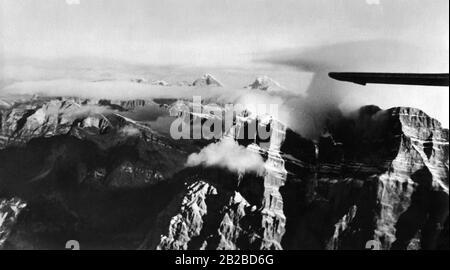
[192,74,223,87]
[245,75,286,91]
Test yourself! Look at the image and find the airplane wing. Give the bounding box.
[328,72,449,87]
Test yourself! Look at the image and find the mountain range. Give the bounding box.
[0,85,448,250]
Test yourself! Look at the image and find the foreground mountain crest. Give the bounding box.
[0,96,448,250]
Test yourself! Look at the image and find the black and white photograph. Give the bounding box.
[0,0,448,255]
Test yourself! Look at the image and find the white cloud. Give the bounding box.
[186,138,265,174]
[65,0,81,5]
[366,0,380,5]
[119,125,141,137]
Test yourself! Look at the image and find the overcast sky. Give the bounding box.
[1,0,448,66]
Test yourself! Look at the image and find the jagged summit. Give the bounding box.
[245,75,286,91]
[192,74,223,87]
[0,97,163,150]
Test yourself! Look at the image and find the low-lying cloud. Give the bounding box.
[1,39,448,141]
[119,125,141,137]
[0,77,291,132]
[186,138,265,174]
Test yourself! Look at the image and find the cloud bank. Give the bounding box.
[2,39,448,139]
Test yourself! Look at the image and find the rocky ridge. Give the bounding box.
[0,95,448,250]
[148,105,449,250]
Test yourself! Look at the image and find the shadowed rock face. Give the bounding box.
[150,105,448,250]
[0,97,448,250]
[280,106,448,250]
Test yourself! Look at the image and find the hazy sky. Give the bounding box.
[0,0,449,128]
[1,0,448,66]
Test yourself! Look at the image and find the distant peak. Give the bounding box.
[192,74,223,87]
[151,80,170,86]
[245,75,286,91]
[130,78,148,84]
